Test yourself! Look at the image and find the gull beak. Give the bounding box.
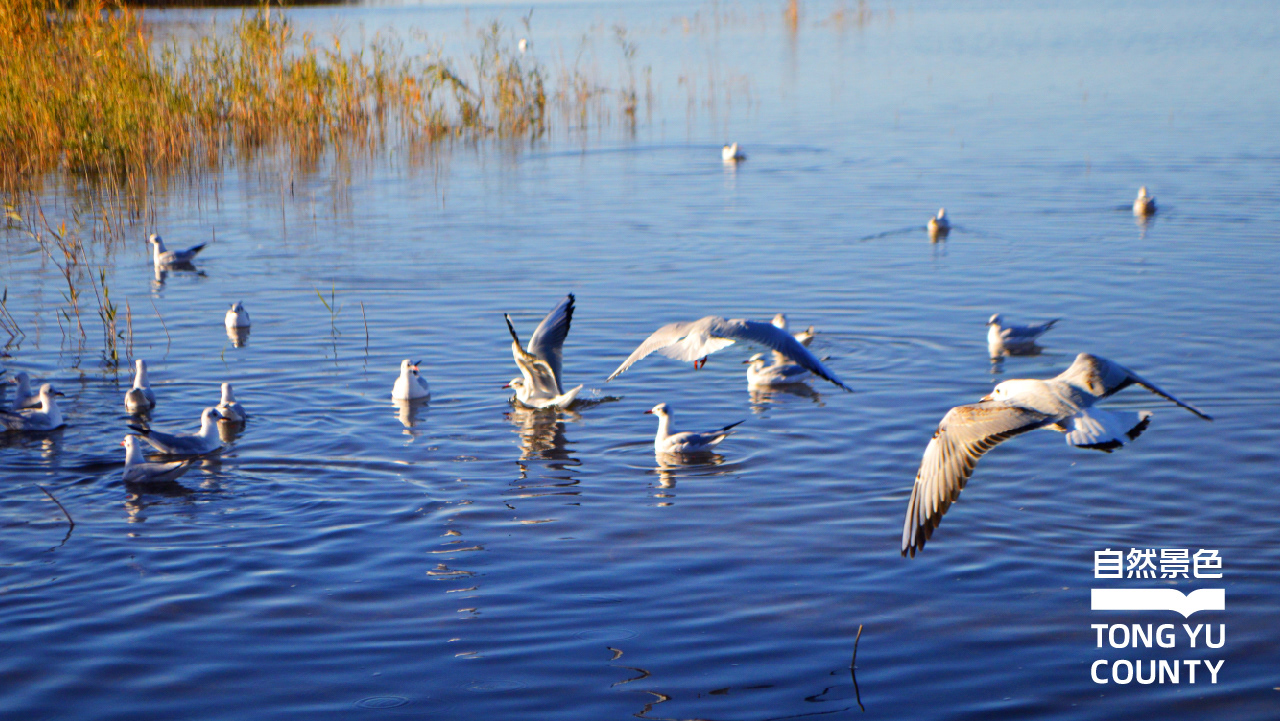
[741,359,752,365]
[502,382,512,389]
[644,409,655,414]
[980,394,994,402]
[412,360,422,366]
[53,390,66,397]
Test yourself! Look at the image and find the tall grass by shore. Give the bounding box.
[0,1,563,194]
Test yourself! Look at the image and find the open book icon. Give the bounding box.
[1091,588,1225,618]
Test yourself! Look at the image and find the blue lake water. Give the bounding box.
[2,1,1279,718]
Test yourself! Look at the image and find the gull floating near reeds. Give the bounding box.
[607,316,850,391]
[504,294,582,409]
[987,314,1059,358]
[129,407,225,456]
[646,402,743,454]
[149,233,206,267]
[8,370,40,410]
[122,435,193,484]
[392,359,431,401]
[723,143,745,162]
[902,353,1212,557]
[0,383,65,431]
[125,359,157,414]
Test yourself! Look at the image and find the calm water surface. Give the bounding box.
[3,1,1279,719]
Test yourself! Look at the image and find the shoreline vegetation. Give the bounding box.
[0,0,644,361]
[0,0,645,198]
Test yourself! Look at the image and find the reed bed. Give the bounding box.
[0,1,590,195]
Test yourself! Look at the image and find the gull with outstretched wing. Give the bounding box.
[607,315,850,391]
[903,353,1212,557]
[504,294,583,409]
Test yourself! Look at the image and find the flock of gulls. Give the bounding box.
[2,183,1204,556]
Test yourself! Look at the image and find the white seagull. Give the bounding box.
[0,383,65,432]
[217,382,248,422]
[987,314,1059,358]
[722,143,745,162]
[1133,186,1157,217]
[745,352,813,386]
[225,301,251,329]
[8,371,40,410]
[148,233,206,267]
[392,359,431,401]
[607,316,851,391]
[902,353,1213,557]
[122,435,193,484]
[503,294,583,409]
[125,359,157,414]
[928,208,951,238]
[646,402,744,454]
[129,407,225,456]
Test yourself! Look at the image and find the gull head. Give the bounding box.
[987,313,1003,327]
[771,313,788,329]
[1137,186,1149,198]
[744,353,767,367]
[202,407,224,425]
[10,370,29,386]
[982,379,1036,403]
[39,383,64,398]
[229,301,244,312]
[220,382,236,403]
[645,402,671,417]
[148,233,161,245]
[504,378,523,390]
[400,359,422,376]
[937,208,947,220]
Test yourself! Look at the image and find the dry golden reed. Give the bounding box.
[0,1,556,192]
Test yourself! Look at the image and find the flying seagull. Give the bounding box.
[902,353,1212,557]
[607,316,850,391]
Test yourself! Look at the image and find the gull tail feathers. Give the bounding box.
[1065,408,1152,452]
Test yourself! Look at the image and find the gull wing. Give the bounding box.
[606,317,728,381]
[1000,319,1058,342]
[526,294,574,393]
[712,319,851,391]
[1057,353,1212,421]
[506,314,560,395]
[902,402,1058,557]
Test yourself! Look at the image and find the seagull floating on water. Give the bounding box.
[217,382,247,422]
[125,359,157,414]
[902,353,1213,557]
[392,359,431,401]
[225,301,250,329]
[148,233,206,268]
[122,435,193,484]
[722,143,745,162]
[1133,186,1157,217]
[8,371,40,410]
[129,407,225,456]
[0,383,65,432]
[607,316,850,391]
[745,353,813,386]
[646,402,744,454]
[987,314,1059,358]
[927,208,950,239]
[504,294,582,409]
